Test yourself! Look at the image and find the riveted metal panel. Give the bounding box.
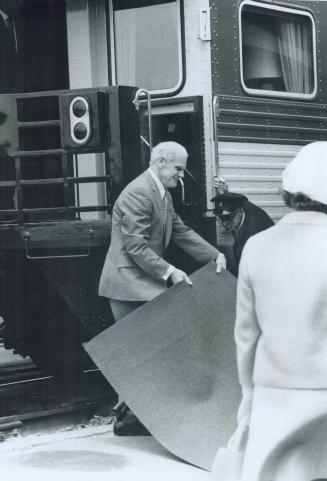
[206,1,327,220]
[216,94,327,144]
[210,0,326,101]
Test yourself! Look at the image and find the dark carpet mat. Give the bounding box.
[84,262,240,470]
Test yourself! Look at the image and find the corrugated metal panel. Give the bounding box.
[218,142,301,220]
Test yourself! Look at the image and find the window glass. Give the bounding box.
[112,0,182,93]
[240,1,316,98]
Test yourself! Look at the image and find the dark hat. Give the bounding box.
[211,192,248,213]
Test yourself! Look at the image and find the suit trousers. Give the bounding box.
[109,299,145,322]
[109,298,145,410]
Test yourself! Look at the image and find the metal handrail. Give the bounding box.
[178,177,185,204]
[212,95,219,176]
[133,88,153,152]
[212,95,228,193]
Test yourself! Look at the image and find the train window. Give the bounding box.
[110,0,183,94]
[239,0,317,100]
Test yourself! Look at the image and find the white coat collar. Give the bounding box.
[278,211,327,225]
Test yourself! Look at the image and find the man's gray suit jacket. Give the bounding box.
[99,170,219,301]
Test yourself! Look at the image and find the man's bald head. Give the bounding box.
[150,141,188,166]
[149,142,188,189]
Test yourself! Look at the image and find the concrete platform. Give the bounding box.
[0,423,213,481]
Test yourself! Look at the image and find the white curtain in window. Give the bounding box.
[114,3,179,91]
[277,18,312,93]
[114,10,137,85]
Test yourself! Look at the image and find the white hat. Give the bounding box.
[282,141,327,204]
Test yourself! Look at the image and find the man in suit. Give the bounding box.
[211,192,274,276]
[99,141,226,435]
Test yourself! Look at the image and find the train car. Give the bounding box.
[0,0,326,375]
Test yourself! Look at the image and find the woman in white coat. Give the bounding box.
[235,141,327,481]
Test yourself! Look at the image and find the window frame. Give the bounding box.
[239,0,317,100]
[108,0,185,97]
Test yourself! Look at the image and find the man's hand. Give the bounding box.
[170,268,193,286]
[216,252,226,273]
[212,175,228,191]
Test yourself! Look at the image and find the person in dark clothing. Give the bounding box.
[0,7,17,93]
[211,192,274,276]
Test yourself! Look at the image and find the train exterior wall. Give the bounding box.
[210,0,327,221]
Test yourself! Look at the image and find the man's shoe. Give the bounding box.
[112,401,129,422]
[113,412,151,436]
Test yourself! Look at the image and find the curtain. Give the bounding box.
[277,18,312,94]
[114,3,179,91]
[114,9,137,85]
